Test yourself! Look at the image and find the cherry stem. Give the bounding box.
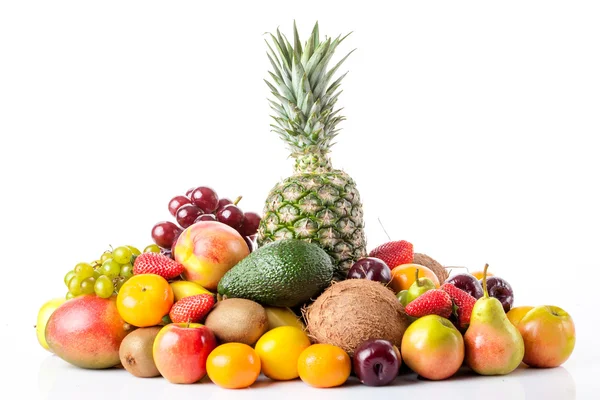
[233,196,242,206]
[415,268,421,287]
[482,263,490,298]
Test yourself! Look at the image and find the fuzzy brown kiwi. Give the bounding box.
[118,326,162,378]
[303,279,410,356]
[204,298,268,346]
[412,253,448,283]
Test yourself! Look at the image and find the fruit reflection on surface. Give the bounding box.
[153,323,217,384]
[389,264,440,293]
[400,315,464,380]
[517,305,576,368]
[297,344,351,388]
[206,343,261,389]
[255,326,311,381]
[116,274,174,327]
[353,339,401,386]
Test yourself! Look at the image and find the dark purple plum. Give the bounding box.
[347,257,392,284]
[481,276,514,312]
[353,339,401,386]
[445,273,484,299]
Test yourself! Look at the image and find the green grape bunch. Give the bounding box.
[63,244,160,300]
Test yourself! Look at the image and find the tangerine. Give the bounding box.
[116,274,173,327]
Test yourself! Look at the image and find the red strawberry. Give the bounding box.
[169,294,215,323]
[405,289,453,318]
[368,240,414,269]
[133,252,184,280]
[441,283,477,330]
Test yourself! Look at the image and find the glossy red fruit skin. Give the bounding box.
[168,196,192,217]
[217,198,233,210]
[176,204,203,229]
[347,257,392,284]
[238,212,261,237]
[353,339,401,386]
[190,187,219,213]
[480,276,514,312]
[151,221,182,249]
[444,273,484,299]
[195,214,217,222]
[216,204,244,229]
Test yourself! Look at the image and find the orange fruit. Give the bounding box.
[297,344,351,388]
[255,326,311,381]
[207,343,261,389]
[116,274,173,327]
[471,270,494,280]
[389,263,440,293]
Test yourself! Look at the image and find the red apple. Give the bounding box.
[400,315,464,380]
[173,221,250,291]
[153,323,217,384]
[517,305,575,368]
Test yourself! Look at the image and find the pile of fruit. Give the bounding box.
[36,22,576,390]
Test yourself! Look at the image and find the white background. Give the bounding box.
[1,1,599,398]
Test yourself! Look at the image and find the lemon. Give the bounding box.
[36,297,66,351]
[254,326,311,380]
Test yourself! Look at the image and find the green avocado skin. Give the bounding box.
[217,239,334,308]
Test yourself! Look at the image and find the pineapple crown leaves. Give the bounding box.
[264,21,355,157]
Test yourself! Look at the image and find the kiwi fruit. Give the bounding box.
[413,252,448,283]
[304,279,410,356]
[119,326,162,378]
[204,298,268,346]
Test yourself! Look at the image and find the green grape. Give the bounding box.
[66,291,74,300]
[113,246,133,264]
[144,244,161,253]
[94,275,114,298]
[93,269,102,279]
[68,276,83,296]
[114,277,126,292]
[120,264,133,279]
[74,262,95,280]
[64,271,75,287]
[100,251,113,263]
[101,259,121,279]
[80,277,96,295]
[126,245,141,256]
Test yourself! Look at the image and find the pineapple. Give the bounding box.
[257,22,367,279]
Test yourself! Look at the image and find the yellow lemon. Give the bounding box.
[36,297,66,351]
[255,326,311,381]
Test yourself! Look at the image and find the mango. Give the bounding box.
[45,294,133,369]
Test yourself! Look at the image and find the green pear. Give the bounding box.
[396,290,409,307]
[406,268,436,304]
[464,264,524,375]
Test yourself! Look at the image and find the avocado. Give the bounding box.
[217,239,334,308]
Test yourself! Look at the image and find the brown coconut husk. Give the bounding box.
[303,279,410,356]
[413,252,448,283]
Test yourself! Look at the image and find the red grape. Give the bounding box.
[176,204,203,229]
[168,195,191,217]
[151,221,182,249]
[238,212,261,236]
[195,214,217,222]
[190,187,219,213]
[185,187,196,197]
[217,198,233,210]
[216,204,244,229]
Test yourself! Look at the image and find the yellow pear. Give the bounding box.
[170,280,212,301]
[36,297,66,351]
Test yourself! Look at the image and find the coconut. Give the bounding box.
[413,253,448,283]
[304,279,410,356]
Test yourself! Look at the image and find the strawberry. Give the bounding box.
[405,289,453,318]
[169,294,215,323]
[133,252,184,280]
[441,283,477,330]
[368,240,414,269]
